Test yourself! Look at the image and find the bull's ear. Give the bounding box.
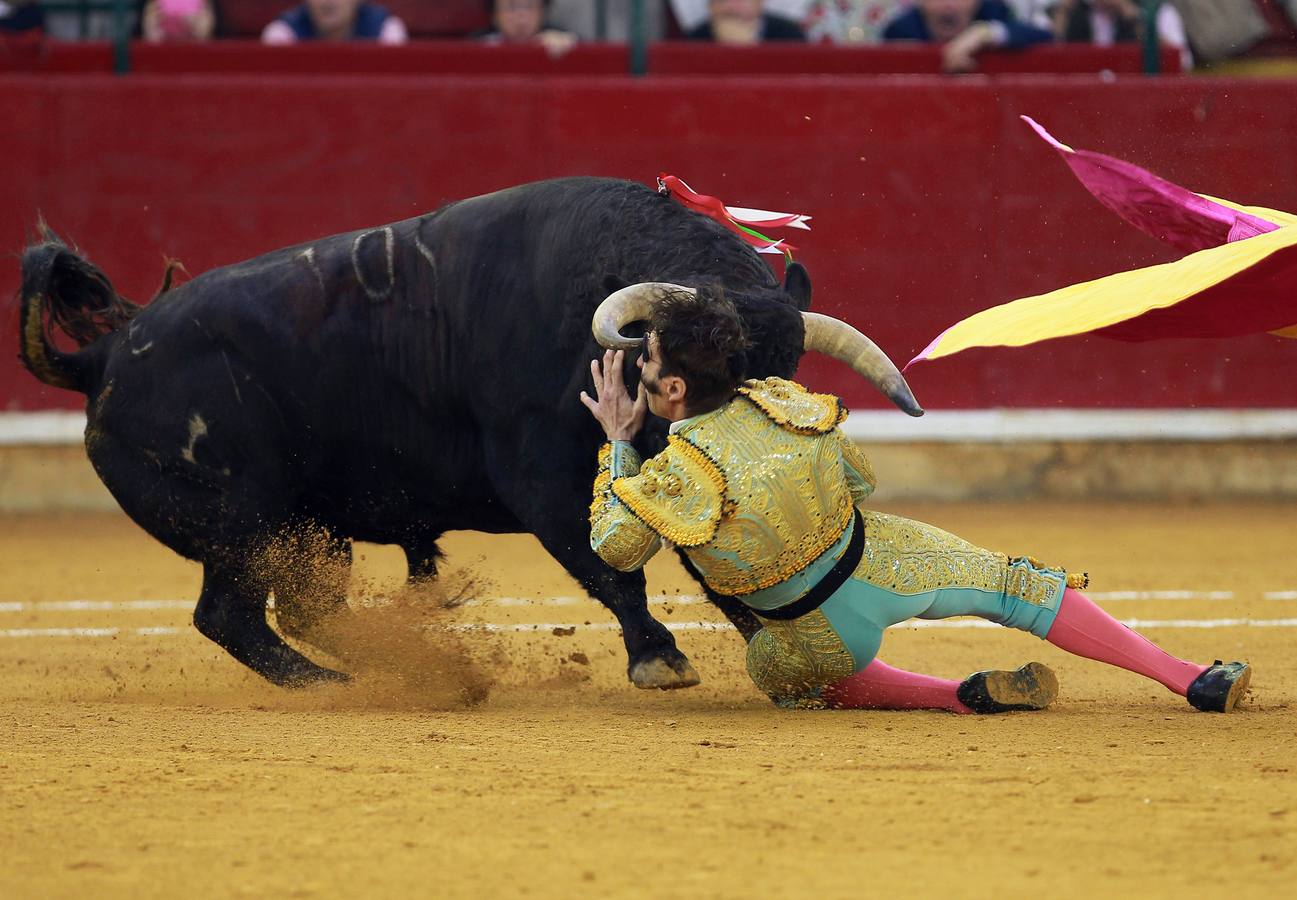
[784,262,812,311]
[602,274,629,296]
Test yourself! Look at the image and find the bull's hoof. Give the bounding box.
[630,657,701,691]
[272,660,351,689]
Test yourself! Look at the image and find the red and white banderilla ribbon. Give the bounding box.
[657,173,811,258]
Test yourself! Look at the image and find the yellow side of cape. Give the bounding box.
[921,225,1297,361]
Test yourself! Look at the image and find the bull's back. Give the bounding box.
[88,177,771,539]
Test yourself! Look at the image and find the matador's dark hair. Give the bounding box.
[651,285,752,415]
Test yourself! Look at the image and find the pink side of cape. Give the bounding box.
[904,328,950,371]
[905,119,1295,368]
[1021,116,1280,253]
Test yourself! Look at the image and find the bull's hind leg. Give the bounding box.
[194,555,348,687]
[401,531,445,583]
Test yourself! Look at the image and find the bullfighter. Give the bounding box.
[581,284,1251,713]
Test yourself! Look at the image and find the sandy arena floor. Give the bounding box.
[1,501,1294,898]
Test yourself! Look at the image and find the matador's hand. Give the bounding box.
[580,349,647,442]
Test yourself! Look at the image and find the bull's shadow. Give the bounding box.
[17,178,915,691]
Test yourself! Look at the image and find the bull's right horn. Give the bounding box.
[802,312,924,417]
[591,282,696,349]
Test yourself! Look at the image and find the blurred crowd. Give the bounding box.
[4,0,1297,70]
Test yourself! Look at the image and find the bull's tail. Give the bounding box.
[17,222,141,393]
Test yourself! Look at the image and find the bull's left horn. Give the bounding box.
[802,312,924,417]
[592,282,697,349]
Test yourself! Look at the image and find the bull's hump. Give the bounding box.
[451,177,648,215]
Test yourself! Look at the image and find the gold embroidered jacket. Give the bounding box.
[589,377,876,597]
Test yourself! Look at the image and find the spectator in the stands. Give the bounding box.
[1005,0,1050,29]
[141,0,216,42]
[687,0,807,43]
[803,1,908,44]
[475,0,578,57]
[1050,0,1192,70]
[550,0,667,41]
[0,0,45,33]
[1160,0,1269,67]
[262,0,407,44]
[883,0,1052,71]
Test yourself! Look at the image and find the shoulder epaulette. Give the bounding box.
[610,435,726,547]
[736,376,847,435]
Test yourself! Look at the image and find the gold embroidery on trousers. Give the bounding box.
[746,610,856,702]
[855,511,1066,606]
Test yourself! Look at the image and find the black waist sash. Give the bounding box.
[753,507,865,622]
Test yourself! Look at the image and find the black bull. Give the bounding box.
[17,177,902,690]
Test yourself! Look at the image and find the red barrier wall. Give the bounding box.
[4,68,1297,413]
[0,40,1176,76]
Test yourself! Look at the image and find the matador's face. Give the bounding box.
[638,332,689,420]
[638,333,665,407]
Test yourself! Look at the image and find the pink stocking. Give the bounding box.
[1046,588,1207,695]
[821,659,974,714]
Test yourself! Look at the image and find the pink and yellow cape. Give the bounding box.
[906,116,1297,370]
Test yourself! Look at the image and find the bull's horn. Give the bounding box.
[591,282,696,349]
[802,312,924,417]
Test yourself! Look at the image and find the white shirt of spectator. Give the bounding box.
[1084,4,1192,70]
[1005,0,1052,29]
[670,0,814,32]
[262,11,408,44]
[803,1,911,44]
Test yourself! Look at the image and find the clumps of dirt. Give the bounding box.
[290,573,497,711]
[305,584,493,711]
[248,525,497,710]
[253,524,353,641]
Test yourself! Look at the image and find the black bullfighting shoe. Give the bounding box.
[1186,660,1251,712]
[957,662,1059,714]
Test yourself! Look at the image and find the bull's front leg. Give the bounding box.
[677,549,762,644]
[526,526,699,689]
[483,435,698,689]
[580,564,700,690]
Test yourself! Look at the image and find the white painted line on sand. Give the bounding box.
[0,600,195,613]
[5,618,1297,640]
[412,596,711,608]
[1,626,185,638]
[450,617,1297,634]
[1,590,1289,617]
[1087,591,1235,601]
